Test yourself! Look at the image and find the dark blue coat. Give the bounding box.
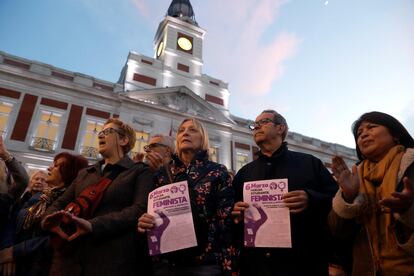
[233,142,338,276]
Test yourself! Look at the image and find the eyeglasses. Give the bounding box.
[98,128,124,137]
[248,118,275,131]
[143,143,168,152]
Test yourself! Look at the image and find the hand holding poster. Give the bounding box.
[147,181,197,256]
[243,179,291,248]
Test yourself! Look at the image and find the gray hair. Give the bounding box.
[151,134,176,154]
[261,109,289,140]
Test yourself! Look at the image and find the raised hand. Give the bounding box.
[145,152,164,172]
[231,201,249,224]
[137,213,155,233]
[0,135,11,161]
[332,156,360,202]
[380,176,414,214]
[283,190,309,214]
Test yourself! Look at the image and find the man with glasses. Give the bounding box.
[232,109,338,276]
[143,134,175,172]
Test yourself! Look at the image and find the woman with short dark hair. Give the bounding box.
[329,111,414,275]
[0,152,88,276]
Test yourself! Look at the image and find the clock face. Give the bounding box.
[157,41,164,57]
[177,37,193,51]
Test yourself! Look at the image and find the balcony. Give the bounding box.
[81,146,100,159]
[30,137,56,152]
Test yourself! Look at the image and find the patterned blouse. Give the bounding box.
[154,150,237,274]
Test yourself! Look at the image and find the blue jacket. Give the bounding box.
[233,142,338,276]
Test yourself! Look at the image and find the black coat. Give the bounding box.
[233,143,338,276]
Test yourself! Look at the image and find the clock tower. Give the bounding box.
[154,0,205,76]
[121,0,230,112]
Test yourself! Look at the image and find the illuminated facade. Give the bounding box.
[0,0,357,172]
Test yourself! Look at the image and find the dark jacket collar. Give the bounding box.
[257,142,288,161]
[87,155,135,172]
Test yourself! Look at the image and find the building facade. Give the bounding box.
[0,0,357,173]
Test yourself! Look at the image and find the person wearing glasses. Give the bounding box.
[41,118,153,276]
[143,134,175,172]
[137,118,236,275]
[231,109,337,276]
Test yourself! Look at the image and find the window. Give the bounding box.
[131,130,149,157]
[80,120,104,159]
[177,63,190,73]
[209,146,219,163]
[236,152,249,172]
[0,101,13,138]
[31,110,62,152]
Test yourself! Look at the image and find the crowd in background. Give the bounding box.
[0,110,413,276]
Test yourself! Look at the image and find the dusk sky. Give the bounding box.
[1,0,413,148]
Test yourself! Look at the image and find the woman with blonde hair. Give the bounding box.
[27,171,48,193]
[138,117,237,275]
[329,111,414,275]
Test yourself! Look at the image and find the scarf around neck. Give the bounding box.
[23,186,66,230]
[359,144,405,262]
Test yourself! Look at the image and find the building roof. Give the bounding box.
[167,0,198,26]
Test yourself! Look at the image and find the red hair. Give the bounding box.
[54,152,89,187]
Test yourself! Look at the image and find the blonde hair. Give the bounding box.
[29,170,48,184]
[176,118,209,156]
[28,170,48,191]
[104,118,136,154]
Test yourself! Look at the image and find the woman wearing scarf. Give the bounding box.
[0,152,88,276]
[329,111,414,275]
[138,118,236,276]
[42,118,153,276]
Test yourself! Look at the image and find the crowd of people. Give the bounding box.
[0,110,412,276]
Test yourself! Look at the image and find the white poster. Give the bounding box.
[243,179,291,248]
[147,181,197,256]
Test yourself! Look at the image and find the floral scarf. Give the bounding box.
[23,186,66,230]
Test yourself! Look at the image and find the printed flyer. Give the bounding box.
[147,181,197,256]
[243,178,291,248]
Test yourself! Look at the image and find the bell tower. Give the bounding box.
[121,0,230,112]
[154,0,205,76]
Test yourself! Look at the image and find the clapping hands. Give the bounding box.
[379,176,414,214]
[332,156,360,203]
